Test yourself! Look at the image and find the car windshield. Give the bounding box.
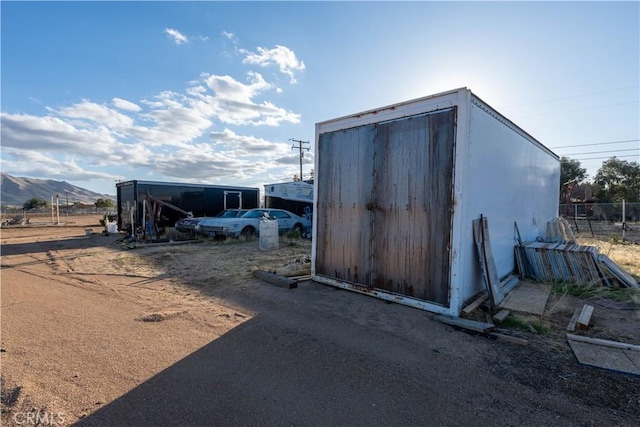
[217,210,243,218]
[241,210,267,219]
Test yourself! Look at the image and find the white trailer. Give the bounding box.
[312,87,559,316]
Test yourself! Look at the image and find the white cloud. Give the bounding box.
[209,128,290,156]
[204,72,272,102]
[0,112,152,169]
[201,72,300,126]
[274,153,314,166]
[147,145,266,181]
[165,28,188,45]
[112,97,142,112]
[1,112,116,156]
[242,45,305,84]
[1,64,302,185]
[137,104,213,147]
[0,147,121,182]
[52,100,136,134]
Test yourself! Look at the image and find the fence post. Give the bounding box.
[622,199,626,241]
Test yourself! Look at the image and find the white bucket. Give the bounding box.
[107,222,118,233]
[259,219,279,250]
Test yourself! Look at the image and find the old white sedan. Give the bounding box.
[196,208,310,239]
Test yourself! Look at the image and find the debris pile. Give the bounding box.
[451,215,640,376]
[515,217,638,289]
[253,255,312,290]
[515,242,606,284]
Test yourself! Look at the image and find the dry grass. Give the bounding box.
[577,237,640,279]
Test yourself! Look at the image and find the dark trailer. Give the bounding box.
[116,180,260,232]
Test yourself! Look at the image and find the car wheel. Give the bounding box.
[240,226,256,239]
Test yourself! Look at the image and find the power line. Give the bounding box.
[510,101,639,119]
[500,85,640,110]
[550,139,640,149]
[567,154,640,161]
[289,138,310,181]
[562,148,639,156]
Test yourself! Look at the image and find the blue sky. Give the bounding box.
[1,1,638,197]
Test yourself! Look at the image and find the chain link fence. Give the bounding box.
[1,205,116,225]
[3,201,639,243]
[559,202,640,243]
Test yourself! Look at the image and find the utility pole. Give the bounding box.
[289,138,310,181]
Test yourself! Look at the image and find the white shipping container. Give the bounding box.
[312,87,559,316]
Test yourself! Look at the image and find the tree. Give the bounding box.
[559,157,587,204]
[560,157,587,186]
[95,198,114,208]
[594,157,640,203]
[23,196,49,210]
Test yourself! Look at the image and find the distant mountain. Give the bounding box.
[1,174,116,207]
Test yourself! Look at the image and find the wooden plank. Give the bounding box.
[274,268,311,277]
[252,269,297,289]
[567,334,640,352]
[501,275,520,296]
[480,216,505,306]
[484,312,494,325]
[126,239,203,249]
[434,315,496,333]
[492,309,511,323]
[461,293,488,317]
[566,307,581,332]
[499,281,551,316]
[499,274,516,287]
[473,218,494,307]
[576,304,594,331]
[567,336,640,376]
[514,221,533,278]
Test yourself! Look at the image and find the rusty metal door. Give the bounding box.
[316,108,456,306]
[316,125,376,285]
[371,109,456,305]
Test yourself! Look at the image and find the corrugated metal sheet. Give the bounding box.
[545,217,576,243]
[599,254,639,288]
[515,241,609,285]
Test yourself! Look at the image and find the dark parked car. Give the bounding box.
[175,217,205,233]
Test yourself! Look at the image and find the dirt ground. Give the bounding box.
[1,216,639,426]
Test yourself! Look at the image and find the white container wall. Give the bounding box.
[312,88,559,316]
